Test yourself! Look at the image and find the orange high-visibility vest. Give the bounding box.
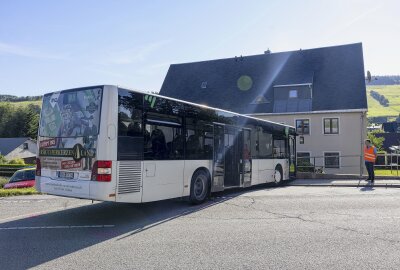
[364,146,376,162]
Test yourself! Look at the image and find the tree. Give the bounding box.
[367,130,385,151]
[0,102,40,138]
[0,155,7,164]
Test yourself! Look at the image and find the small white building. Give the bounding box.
[0,137,37,164]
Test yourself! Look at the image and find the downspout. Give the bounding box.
[360,111,366,177]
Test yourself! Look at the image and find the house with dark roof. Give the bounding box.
[382,122,400,133]
[375,133,400,152]
[0,137,37,164]
[160,43,368,174]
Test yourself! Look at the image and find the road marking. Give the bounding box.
[0,202,93,223]
[0,200,45,204]
[0,225,115,230]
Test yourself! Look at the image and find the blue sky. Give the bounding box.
[1,0,399,96]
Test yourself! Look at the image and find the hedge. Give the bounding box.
[0,164,35,168]
[0,187,39,197]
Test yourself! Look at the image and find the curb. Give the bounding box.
[288,183,400,188]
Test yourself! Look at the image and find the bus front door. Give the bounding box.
[242,129,252,187]
[224,126,241,188]
[212,124,224,192]
[289,135,296,179]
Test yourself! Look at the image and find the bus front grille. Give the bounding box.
[117,161,142,194]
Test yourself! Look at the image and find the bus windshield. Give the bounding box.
[39,87,103,137]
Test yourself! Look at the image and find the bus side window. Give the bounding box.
[185,119,213,160]
[117,89,144,160]
[258,129,273,158]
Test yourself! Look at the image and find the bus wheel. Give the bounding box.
[274,165,283,186]
[190,170,209,204]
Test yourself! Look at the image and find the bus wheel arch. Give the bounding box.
[274,164,283,186]
[189,167,211,204]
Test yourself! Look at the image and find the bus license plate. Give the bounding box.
[58,171,74,179]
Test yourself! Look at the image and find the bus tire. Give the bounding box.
[189,169,210,204]
[274,165,283,186]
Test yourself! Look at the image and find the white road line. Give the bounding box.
[0,225,115,230]
[0,202,93,223]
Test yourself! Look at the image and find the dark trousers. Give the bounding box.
[365,161,375,181]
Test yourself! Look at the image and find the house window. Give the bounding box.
[324,152,340,168]
[297,152,311,163]
[201,81,207,89]
[23,143,28,150]
[296,119,310,135]
[289,90,298,98]
[324,118,339,134]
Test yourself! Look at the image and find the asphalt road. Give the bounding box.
[1,185,400,270]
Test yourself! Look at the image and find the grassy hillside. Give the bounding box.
[367,85,400,118]
[9,100,42,108]
[0,100,42,108]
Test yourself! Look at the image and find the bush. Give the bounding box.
[0,155,7,164]
[297,158,314,172]
[0,187,38,197]
[7,158,25,165]
[0,164,35,168]
[367,130,385,151]
[0,177,9,188]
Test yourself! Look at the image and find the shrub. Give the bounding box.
[0,177,9,188]
[0,155,7,164]
[297,158,314,172]
[367,130,385,151]
[0,187,38,197]
[7,158,25,165]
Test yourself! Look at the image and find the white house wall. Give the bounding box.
[255,112,367,175]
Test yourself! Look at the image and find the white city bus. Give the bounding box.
[36,85,296,204]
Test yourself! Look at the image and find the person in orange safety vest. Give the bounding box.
[364,139,377,183]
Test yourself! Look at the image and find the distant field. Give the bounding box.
[367,85,400,118]
[10,100,42,108]
[0,100,42,108]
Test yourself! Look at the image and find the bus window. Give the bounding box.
[144,113,183,160]
[258,128,273,158]
[273,137,288,159]
[118,89,144,160]
[185,119,213,160]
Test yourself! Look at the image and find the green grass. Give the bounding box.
[4,100,42,108]
[374,169,400,176]
[0,187,39,197]
[367,85,400,118]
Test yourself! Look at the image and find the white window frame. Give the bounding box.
[295,118,311,135]
[289,90,298,98]
[322,117,340,135]
[323,151,341,169]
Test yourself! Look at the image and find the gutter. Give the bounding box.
[248,108,368,116]
[273,83,312,88]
